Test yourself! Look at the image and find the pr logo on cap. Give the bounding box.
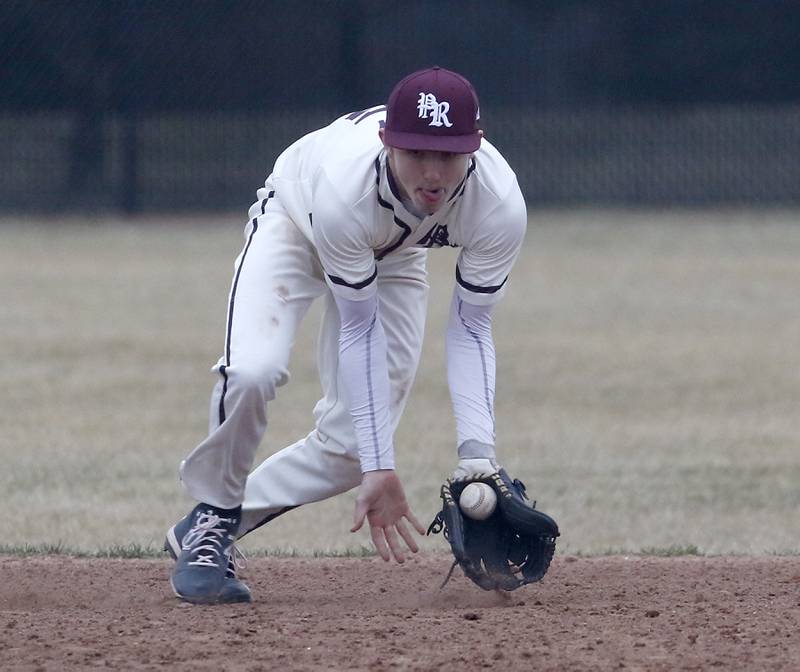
[384,66,482,154]
[417,93,453,128]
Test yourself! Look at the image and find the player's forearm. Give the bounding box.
[334,293,395,472]
[446,293,497,450]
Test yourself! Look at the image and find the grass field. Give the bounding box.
[1,210,798,556]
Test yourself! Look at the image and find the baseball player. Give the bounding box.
[166,66,529,604]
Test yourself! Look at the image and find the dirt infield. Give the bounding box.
[1,554,798,671]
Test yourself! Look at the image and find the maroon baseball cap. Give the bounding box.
[383,66,481,153]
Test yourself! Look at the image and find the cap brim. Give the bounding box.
[383,129,481,154]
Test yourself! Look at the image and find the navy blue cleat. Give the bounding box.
[168,503,251,604]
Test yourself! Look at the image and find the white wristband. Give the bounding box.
[452,457,499,480]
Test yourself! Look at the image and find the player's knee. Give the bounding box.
[224,356,289,400]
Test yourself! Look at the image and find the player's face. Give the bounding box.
[384,145,472,215]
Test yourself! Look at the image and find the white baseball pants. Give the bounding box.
[179,187,429,536]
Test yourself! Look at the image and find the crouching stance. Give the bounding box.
[167,66,556,604]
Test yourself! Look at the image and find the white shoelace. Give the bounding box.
[230,546,248,574]
[182,512,236,568]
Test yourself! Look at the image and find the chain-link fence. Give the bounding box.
[2,1,799,212]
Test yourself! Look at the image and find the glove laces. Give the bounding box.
[440,559,460,589]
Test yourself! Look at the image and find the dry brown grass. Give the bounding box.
[2,210,798,555]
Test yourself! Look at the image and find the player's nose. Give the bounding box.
[420,156,442,181]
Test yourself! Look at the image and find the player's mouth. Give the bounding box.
[418,187,445,205]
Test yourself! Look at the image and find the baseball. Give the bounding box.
[459,482,497,520]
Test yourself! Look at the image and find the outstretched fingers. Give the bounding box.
[369,525,392,562]
[368,519,421,564]
[352,470,427,563]
[379,515,425,563]
[404,510,427,537]
[383,524,406,564]
[395,518,419,555]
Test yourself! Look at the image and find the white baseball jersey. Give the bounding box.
[181,105,528,514]
[248,106,527,472]
[262,106,527,306]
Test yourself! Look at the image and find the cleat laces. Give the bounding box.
[182,511,236,569]
[230,545,248,574]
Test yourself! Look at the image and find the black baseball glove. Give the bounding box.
[427,468,560,591]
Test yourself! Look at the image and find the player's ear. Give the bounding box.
[468,130,484,159]
[378,127,386,146]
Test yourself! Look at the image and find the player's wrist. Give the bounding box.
[360,466,396,479]
[452,457,499,480]
[456,439,496,461]
[454,439,498,478]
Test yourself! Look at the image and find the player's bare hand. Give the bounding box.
[351,469,426,563]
